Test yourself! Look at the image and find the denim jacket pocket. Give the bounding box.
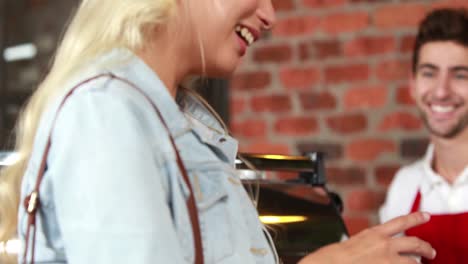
[186,163,235,263]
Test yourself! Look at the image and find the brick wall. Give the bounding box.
[230,0,468,235]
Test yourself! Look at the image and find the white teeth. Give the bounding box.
[235,25,254,45]
[431,105,455,113]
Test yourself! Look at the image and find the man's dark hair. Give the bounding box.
[412,8,468,73]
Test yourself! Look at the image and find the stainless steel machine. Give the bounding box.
[237,153,348,263]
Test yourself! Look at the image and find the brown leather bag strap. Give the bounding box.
[23,73,204,264]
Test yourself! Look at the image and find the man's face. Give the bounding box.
[411,41,468,139]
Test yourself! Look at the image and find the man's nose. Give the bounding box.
[433,74,452,99]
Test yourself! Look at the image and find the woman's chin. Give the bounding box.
[205,64,239,78]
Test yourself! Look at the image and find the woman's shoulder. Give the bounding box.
[56,73,173,142]
[31,71,176,165]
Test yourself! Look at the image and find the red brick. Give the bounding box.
[396,85,415,106]
[302,0,346,8]
[344,36,396,57]
[272,0,295,11]
[241,141,291,154]
[346,139,396,161]
[253,44,293,63]
[344,85,388,110]
[273,16,320,37]
[378,112,422,131]
[376,59,411,81]
[349,0,387,2]
[274,116,319,135]
[299,91,337,110]
[279,67,321,89]
[231,119,267,138]
[277,171,300,180]
[346,189,386,213]
[229,96,247,116]
[321,12,369,35]
[299,39,342,60]
[344,216,370,236]
[374,4,427,29]
[327,113,367,134]
[231,71,271,91]
[260,171,277,180]
[251,94,292,113]
[375,164,400,188]
[400,34,416,53]
[326,166,366,186]
[431,0,468,9]
[325,64,370,83]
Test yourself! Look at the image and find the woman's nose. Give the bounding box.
[257,0,276,31]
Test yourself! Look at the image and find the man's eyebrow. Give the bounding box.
[417,63,438,71]
[450,66,468,72]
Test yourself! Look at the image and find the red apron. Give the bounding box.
[405,190,468,263]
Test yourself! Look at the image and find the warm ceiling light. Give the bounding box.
[259,215,307,224]
[3,43,37,62]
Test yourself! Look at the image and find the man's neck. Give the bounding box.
[432,130,468,184]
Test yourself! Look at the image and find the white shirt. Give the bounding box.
[379,145,468,223]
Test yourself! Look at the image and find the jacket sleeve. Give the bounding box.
[48,85,187,263]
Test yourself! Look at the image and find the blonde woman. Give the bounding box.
[0,0,436,263]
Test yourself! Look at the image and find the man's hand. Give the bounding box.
[298,212,436,264]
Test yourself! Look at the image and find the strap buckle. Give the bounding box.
[26,191,39,214]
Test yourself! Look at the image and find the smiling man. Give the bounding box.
[379,8,468,264]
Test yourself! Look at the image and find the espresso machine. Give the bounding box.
[237,152,348,263]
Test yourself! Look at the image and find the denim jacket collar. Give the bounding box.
[105,48,192,138]
[104,49,238,163]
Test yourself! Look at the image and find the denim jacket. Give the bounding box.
[18,49,275,263]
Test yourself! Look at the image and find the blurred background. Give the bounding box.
[1,0,467,238]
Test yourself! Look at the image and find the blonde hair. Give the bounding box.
[0,0,177,242]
